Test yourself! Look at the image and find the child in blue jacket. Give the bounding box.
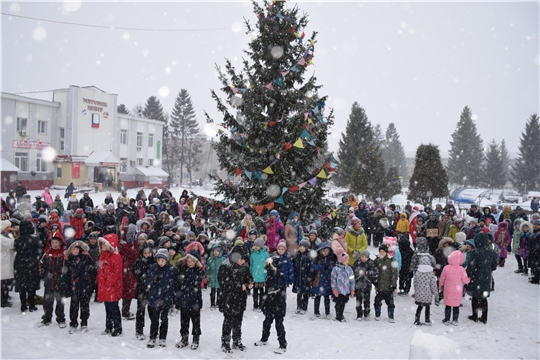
[310,242,336,319]
[275,240,294,287]
[250,238,270,312]
[145,249,178,348]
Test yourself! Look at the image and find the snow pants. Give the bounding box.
[180,307,201,337]
[69,294,90,328]
[355,286,371,318]
[42,289,65,324]
[221,311,244,345]
[314,295,330,316]
[261,311,287,348]
[148,305,169,340]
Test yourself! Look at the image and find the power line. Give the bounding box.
[1,12,241,32]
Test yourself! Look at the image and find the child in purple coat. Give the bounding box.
[330,249,355,322]
[439,250,470,325]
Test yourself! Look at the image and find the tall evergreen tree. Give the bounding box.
[117,104,130,115]
[350,144,386,200]
[132,104,144,117]
[408,144,449,207]
[511,114,540,192]
[207,0,334,221]
[447,106,484,186]
[500,139,510,187]
[169,89,202,185]
[383,166,402,200]
[483,139,505,190]
[373,123,385,150]
[336,102,373,187]
[382,122,408,178]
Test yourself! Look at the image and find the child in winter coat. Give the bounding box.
[275,240,294,287]
[410,237,438,325]
[519,222,532,276]
[352,250,379,320]
[397,237,414,296]
[176,253,204,350]
[512,219,524,273]
[132,245,155,340]
[145,249,178,348]
[97,234,123,337]
[70,209,86,240]
[493,222,511,267]
[39,232,67,328]
[292,240,313,314]
[250,238,270,312]
[310,242,336,319]
[331,249,355,322]
[374,244,398,323]
[396,213,410,239]
[62,240,97,333]
[439,250,470,325]
[254,255,288,354]
[206,243,225,310]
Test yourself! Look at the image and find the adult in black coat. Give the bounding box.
[218,244,253,353]
[79,193,94,211]
[15,182,27,202]
[132,245,155,338]
[64,182,75,200]
[466,232,498,324]
[14,220,42,312]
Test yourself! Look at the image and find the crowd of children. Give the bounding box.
[1,188,539,354]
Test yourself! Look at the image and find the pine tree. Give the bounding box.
[384,166,402,200]
[169,89,202,185]
[483,139,505,190]
[117,104,130,115]
[373,123,385,150]
[350,144,386,201]
[408,144,449,207]
[207,0,334,221]
[382,122,408,178]
[336,102,373,187]
[500,139,510,187]
[447,106,484,186]
[511,114,540,192]
[142,96,169,180]
[132,104,144,117]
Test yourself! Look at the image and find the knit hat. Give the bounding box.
[379,244,389,253]
[76,208,84,215]
[107,204,115,210]
[163,224,174,232]
[532,219,540,225]
[299,240,310,249]
[234,238,244,246]
[360,250,370,258]
[309,229,318,237]
[155,248,170,261]
[351,217,361,226]
[254,237,265,248]
[89,232,99,240]
[158,236,171,247]
[277,240,287,251]
[248,229,259,237]
[337,251,349,264]
[270,210,279,217]
[455,232,466,245]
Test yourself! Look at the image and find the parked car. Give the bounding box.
[499,190,522,204]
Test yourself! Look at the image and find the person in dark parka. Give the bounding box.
[292,240,313,314]
[14,220,42,312]
[254,254,288,354]
[397,236,414,295]
[217,244,253,353]
[132,245,155,340]
[466,232,498,324]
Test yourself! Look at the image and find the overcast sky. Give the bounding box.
[2,1,538,157]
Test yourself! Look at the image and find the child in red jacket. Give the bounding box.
[97,234,123,336]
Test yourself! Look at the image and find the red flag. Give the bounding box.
[254,205,265,216]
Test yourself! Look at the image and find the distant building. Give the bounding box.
[1,85,167,191]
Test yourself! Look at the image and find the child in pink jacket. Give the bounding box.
[439,250,470,325]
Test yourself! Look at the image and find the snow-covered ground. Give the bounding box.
[2,186,539,359]
[1,247,539,359]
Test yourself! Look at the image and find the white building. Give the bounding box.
[1,85,167,190]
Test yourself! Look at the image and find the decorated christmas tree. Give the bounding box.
[206,0,336,224]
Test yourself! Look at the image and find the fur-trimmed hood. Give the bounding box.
[177,253,202,269]
[64,240,90,257]
[186,241,204,256]
[520,221,533,233]
[438,237,454,250]
[98,233,119,252]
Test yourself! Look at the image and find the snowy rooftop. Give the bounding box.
[135,166,168,177]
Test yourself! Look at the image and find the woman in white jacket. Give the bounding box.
[1,220,15,307]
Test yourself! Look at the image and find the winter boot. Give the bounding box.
[191,336,199,350]
[147,338,156,348]
[424,306,432,326]
[255,340,268,346]
[468,298,479,322]
[176,335,189,348]
[222,343,232,353]
[158,339,166,347]
[232,342,247,351]
[374,307,381,321]
[499,258,505,267]
[388,308,395,323]
[414,306,422,325]
[363,309,371,321]
[479,299,488,324]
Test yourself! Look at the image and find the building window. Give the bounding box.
[37,120,48,134]
[148,159,154,166]
[120,158,127,172]
[36,153,47,172]
[59,140,65,151]
[15,152,28,172]
[148,133,154,147]
[136,132,143,147]
[120,129,127,144]
[59,127,65,139]
[16,117,28,131]
[56,167,63,178]
[137,158,143,166]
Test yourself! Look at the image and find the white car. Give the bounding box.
[498,190,522,204]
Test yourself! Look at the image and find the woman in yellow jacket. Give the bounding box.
[344,217,368,265]
[396,212,410,239]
